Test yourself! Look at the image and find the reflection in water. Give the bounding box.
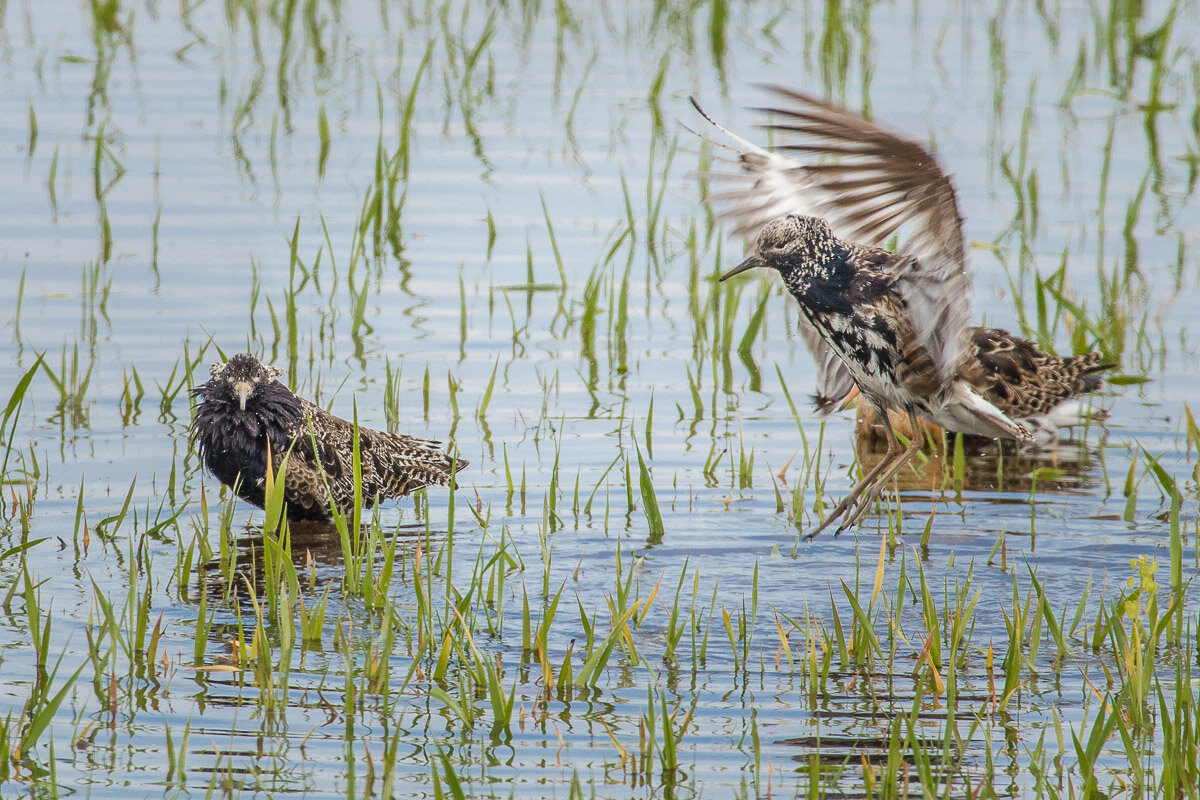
[198,517,442,604]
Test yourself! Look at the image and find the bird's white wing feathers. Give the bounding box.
[692,86,971,383]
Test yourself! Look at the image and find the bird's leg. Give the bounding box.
[837,407,925,533]
[806,402,905,540]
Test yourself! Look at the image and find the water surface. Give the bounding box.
[0,0,1198,797]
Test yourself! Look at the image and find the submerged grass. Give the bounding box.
[32,426,1183,798]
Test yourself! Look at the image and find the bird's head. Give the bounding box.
[207,353,285,411]
[720,215,836,281]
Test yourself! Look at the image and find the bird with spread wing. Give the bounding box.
[692,87,1110,537]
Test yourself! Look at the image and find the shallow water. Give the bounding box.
[1,0,1198,797]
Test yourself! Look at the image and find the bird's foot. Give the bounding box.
[805,484,891,541]
[804,495,859,541]
[839,493,882,532]
[804,514,842,541]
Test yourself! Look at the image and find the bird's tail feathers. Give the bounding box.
[1020,400,1110,444]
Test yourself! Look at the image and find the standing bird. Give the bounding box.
[692,87,1111,537]
[192,353,466,522]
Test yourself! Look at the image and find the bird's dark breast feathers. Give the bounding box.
[799,272,902,369]
[788,242,950,404]
[800,295,946,412]
[801,306,898,400]
[786,242,894,316]
[193,386,303,510]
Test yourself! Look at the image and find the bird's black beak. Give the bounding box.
[720,254,763,281]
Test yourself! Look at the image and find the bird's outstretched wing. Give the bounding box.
[692,86,971,382]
